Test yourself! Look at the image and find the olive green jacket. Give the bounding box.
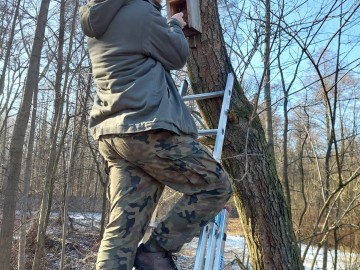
[79,0,198,139]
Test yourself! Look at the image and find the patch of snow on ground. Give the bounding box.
[60,212,360,269]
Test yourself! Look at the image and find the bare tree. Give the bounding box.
[262,0,275,159]
[17,71,39,270]
[32,1,80,268]
[186,0,303,268]
[0,0,51,268]
[0,0,20,97]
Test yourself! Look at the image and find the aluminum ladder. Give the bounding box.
[180,73,234,270]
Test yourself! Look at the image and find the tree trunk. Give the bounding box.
[322,90,331,270]
[32,2,79,267]
[86,130,108,240]
[0,0,21,192]
[43,0,80,229]
[60,87,88,270]
[1,70,24,193]
[60,43,86,267]
[1,116,8,191]
[186,0,303,269]
[263,0,275,159]
[100,177,108,240]
[18,77,39,270]
[0,0,21,96]
[0,0,51,268]
[59,115,74,270]
[277,35,296,214]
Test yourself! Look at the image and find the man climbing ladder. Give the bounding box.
[79,0,233,269]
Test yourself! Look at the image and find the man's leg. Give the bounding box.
[97,136,164,270]
[146,135,232,252]
[112,130,233,253]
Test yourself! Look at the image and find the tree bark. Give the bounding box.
[0,0,21,97]
[0,0,51,268]
[59,115,73,270]
[1,115,8,191]
[18,74,39,270]
[263,0,275,159]
[322,84,333,270]
[186,0,303,269]
[86,131,109,240]
[32,0,71,270]
[0,0,21,192]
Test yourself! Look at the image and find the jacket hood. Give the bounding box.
[79,0,128,38]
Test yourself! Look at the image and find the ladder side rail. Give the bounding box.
[193,223,210,270]
[179,79,189,96]
[213,73,234,161]
[180,74,235,270]
[204,73,234,270]
[213,208,229,269]
[204,214,221,270]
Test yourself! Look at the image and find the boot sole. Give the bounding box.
[134,266,153,270]
[133,261,153,270]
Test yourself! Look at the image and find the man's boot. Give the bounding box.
[134,244,178,270]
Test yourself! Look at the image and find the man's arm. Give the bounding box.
[143,10,189,70]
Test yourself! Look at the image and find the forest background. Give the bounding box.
[0,0,359,269]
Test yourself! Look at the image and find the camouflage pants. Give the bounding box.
[96,130,233,270]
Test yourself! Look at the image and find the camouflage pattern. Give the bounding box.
[96,130,233,270]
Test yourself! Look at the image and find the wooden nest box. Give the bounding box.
[166,0,202,37]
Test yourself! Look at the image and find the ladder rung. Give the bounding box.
[198,129,217,136]
[182,91,224,101]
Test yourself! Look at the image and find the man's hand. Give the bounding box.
[171,12,187,29]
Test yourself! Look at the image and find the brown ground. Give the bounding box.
[9,217,245,270]
[227,218,243,235]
